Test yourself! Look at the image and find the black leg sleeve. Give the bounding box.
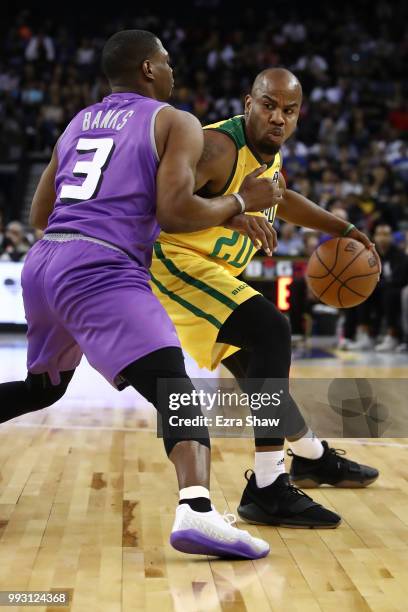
[219,295,307,444]
[0,370,75,424]
[121,347,210,456]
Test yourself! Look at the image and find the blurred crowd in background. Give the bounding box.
[0,1,407,348]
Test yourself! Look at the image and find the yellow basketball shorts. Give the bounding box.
[150,242,260,370]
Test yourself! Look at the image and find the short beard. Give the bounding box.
[257,140,281,156]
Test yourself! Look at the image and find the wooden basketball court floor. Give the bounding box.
[0,336,407,612]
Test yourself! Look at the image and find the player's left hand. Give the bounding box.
[347,227,382,275]
[347,227,373,250]
[223,214,277,256]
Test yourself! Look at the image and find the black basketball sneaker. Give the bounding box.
[288,441,379,488]
[237,471,341,528]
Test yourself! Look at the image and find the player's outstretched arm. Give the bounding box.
[155,109,279,233]
[29,145,58,230]
[276,173,374,250]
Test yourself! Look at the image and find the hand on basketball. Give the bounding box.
[347,227,382,275]
[307,236,382,307]
[223,214,277,255]
[239,165,284,213]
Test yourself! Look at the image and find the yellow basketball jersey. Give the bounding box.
[157,115,282,276]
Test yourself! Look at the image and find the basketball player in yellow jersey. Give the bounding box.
[151,68,379,528]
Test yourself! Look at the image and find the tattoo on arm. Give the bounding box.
[197,131,234,193]
[201,136,219,163]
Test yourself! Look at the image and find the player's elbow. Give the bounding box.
[156,199,190,233]
[158,219,175,233]
[29,209,47,231]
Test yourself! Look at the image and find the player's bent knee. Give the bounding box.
[245,297,291,348]
[26,371,73,409]
[259,307,291,348]
[121,348,211,456]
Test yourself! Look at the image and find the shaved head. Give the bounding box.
[244,67,302,157]
[251,68,302,98]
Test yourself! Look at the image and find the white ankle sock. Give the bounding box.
[255,450,286,488]
[179,485,210,500]
[288,430,324,460]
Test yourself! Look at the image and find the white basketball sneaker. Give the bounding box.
[375,335,398,352]
[348,331,374,351]
[170,504,270,559]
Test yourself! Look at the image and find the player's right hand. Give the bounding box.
[239,164,284,213]
[223,214,278,256]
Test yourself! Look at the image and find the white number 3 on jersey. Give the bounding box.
[60,138,115,202]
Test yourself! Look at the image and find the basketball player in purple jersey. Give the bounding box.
[0,31,282,559]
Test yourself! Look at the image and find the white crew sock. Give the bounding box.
[255,450,286,488]
[288,429,324,459]
[179,485,210,500]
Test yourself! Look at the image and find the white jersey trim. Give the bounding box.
[150,104,169,162]
[43,232,127,256]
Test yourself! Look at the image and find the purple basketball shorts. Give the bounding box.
[22,238,180,388]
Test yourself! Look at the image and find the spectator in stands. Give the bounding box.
[76,38,96,67]
[283,16,307,44]
[346,224,408,352]
[399,286,408,352]
[0,209,5,253]
[0,221,30,262]
[319,202,349,243]
[25,30,55,63]
[38,92,64,151]
[340,169,363,198]
[275,223,304,256]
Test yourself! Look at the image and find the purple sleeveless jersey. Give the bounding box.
[46,92,167,268]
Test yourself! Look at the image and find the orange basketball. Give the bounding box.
[306,237,380,308]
